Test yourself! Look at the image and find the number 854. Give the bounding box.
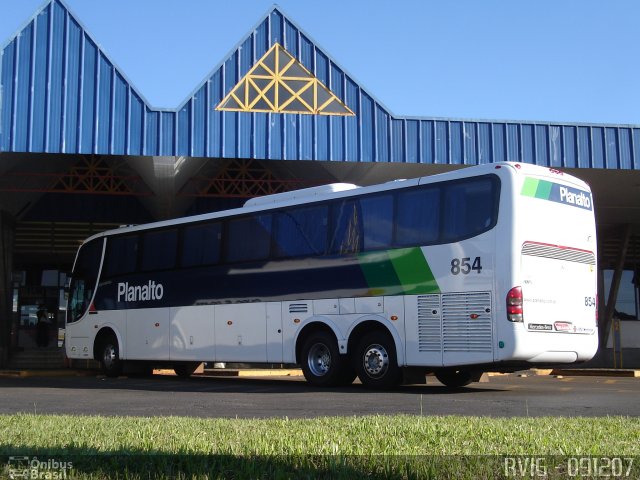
[450,257,483,275]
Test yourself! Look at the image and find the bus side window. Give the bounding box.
[273,205,328,258]
[329,199,362,254]
[396,186,440,246]
[141,229,178,271]
[103,235,139,278]
[442,177,496,242]
[224,214,272,263]
[181,222,221,267]
[360,194,394,251]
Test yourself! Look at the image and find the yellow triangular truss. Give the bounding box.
[216,43,354,116]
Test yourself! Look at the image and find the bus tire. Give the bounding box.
[354,331,402,390]
[434,369,478,388]
[174,362,200,378]
[99,334,122,378]
[300,331,347,387]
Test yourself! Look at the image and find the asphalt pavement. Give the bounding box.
[0,372,638,418]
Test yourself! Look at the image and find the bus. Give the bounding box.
[65,162,598,389]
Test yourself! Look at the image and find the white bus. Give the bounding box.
[65,162,598,389]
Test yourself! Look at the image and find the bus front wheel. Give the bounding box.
[99,335,122,378]
[434,369,479,388]
[300,332,349,387]
[354,331,402,390]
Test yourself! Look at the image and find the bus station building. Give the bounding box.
[0,0,639,368]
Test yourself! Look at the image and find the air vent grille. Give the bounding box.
[289,303,308,314]
[522,242,595,265]
[442,292,492,353]
[417,295,441,353]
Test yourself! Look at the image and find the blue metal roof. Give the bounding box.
[1,0,639,169]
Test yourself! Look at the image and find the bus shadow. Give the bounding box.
[0,372,503,395]
[189,375,504,394]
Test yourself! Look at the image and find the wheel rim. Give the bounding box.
[103,344,117,369]
[307,342,331,377]
[362,343,389,378]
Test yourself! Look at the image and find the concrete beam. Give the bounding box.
[0,211,16,368]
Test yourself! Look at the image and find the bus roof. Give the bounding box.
[243,183,359,208]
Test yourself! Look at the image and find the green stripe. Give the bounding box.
[358,251,403,296]
[522,177,553,200]
[358,247,440,295]
[521,177,539,197]
[535,179,553,199]
[388,247,440,294]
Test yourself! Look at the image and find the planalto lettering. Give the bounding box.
[559,186,591,208]
[117,281,164,303]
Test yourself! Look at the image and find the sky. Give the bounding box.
[0,0,638,125]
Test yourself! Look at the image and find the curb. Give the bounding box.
[548,368,640,378]
[0,369,99,378]
[152,369,304,377]
[207,369,303,377]
[0,368,304,378]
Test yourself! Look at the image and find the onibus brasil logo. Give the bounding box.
[8,456,73,479]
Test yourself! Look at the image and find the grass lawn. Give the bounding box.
[1,414,639,478]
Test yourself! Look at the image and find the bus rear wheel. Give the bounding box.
[354,331,401,390]
[434,369,479,388]
[300,331,349,387]
[99,335,122,378]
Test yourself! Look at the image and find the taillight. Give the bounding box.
[507,286,523,322]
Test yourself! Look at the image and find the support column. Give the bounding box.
[600,224,631,349]
[0,211,16,368]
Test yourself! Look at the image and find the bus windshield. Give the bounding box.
[67,239,103,323]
